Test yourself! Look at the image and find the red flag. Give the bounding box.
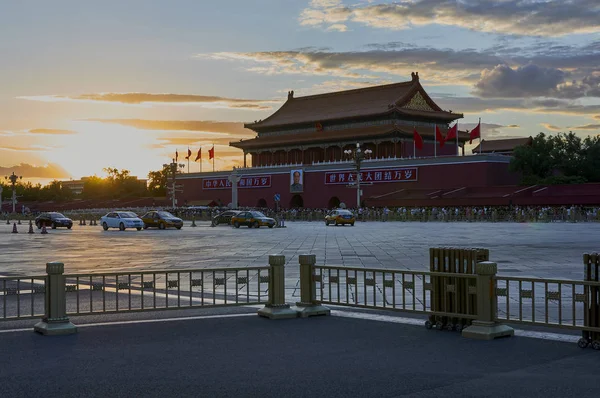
[445,123,458,141]
[175,150,178,162]
[469,121,481,144]
[435,126,445,148]
[194,148,201,162]
[413,129,423,150]
[208,145,215,160]
[185,148,191,160]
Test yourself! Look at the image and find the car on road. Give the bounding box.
[231,211,276,228]
[35,212,73,229]
[100,211,144,231]
[140,210,183,230]
[212,210,242,226]
[325,209,355,226]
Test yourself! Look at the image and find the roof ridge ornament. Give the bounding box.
[287,90,294,100]
[411,71,419,82]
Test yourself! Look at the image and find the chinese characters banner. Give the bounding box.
[324,168,418,185]
[202,175,272,190]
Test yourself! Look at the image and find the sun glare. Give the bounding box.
[44,121,163,179]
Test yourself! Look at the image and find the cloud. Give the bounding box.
[151,137,243,149]
[326,23,348,32]
[0,163,70,179]
[28,128,77,135]
[206,48,503,83]
[507,124,520,128]
[474,64,567,98]
[458,122,521,139]
[1,145,57,152]
[87,119,256,138]
[19,93,275,110]
[540,123,564,131]
[299,0,600,37]
[570,124,600,130]
[206,41,600,97]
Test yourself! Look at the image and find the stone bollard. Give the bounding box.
[17,219,21,225]
[258,255,297,319]
[6,218,9,225]
[462,261,514,340]
[34,262,78,335]
[293,254,330,317]
[82,219,86,226]
[28,220,34,234]
[191,217,197,227]
[12,222,18,233]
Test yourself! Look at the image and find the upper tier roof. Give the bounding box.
[245,73,462,130]
[472,137,532,154]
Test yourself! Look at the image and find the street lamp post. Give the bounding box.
[344,143,372,209]
[4,172,23,214]
[164,160,185,209]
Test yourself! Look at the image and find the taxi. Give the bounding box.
[325,209,355,226]
[231,211,276,228]
[140,210,184,230]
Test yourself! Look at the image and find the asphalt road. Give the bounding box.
[0,315,598,398]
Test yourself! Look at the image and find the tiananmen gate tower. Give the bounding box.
[175,73,540,209]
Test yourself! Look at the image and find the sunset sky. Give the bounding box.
[1,0,599,185]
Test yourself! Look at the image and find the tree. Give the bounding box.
[510,132,599,185]
[147,164,180,197]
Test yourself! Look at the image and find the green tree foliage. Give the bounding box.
[147,163,180,197]
[0,180,74,202]
[510,132,600,184]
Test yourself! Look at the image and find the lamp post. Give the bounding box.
[4,172,22,214]
[343,143,372,209]
[164,160,185,209]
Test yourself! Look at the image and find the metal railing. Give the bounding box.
[0,275,47,320]
[495,276,600,333]
[62,267,270,316]
[313,265,478,320]
[0,266,270,322]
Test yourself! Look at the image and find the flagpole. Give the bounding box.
[212,144,215,172]
[200,147,202,173]
[479,117,482,154]
[456,122,459,157]
[434,124,437,158]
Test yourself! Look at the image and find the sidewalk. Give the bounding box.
[0,312,598,398]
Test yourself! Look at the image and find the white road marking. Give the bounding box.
[0,308,581,343]
[330,310,581,343]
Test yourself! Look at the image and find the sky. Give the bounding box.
[1,0,599,185]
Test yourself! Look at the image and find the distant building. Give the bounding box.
[61,178,88,195]
[471,137,532,156]
[61,177,148,195]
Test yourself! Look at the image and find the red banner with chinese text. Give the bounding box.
[202,175,272,190]
[324,168,417,185]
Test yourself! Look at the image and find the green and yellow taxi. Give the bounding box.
[231,211,276,228]
[140,210,184,230]
[325,209,355,226]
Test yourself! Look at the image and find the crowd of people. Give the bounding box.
[182,205,600,223]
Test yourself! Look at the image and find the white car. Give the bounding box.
[100,211,144,231]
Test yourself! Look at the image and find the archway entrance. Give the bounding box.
[328,196,340,209]
[257,198,267,208]
[290,194,304,208]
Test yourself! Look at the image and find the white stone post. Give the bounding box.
[34,262,78,335]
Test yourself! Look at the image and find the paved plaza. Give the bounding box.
[1,220,597,281]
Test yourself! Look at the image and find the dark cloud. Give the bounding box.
[28,128,77,135]
[300,0,600,37]
[0,163,70,179]
[87,119,256,138]
[474,64,567,98]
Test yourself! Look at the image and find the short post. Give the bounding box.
[462,262,513,340]
[293,254,330,317]
[34,262,78,335]
[258,255,297,319]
